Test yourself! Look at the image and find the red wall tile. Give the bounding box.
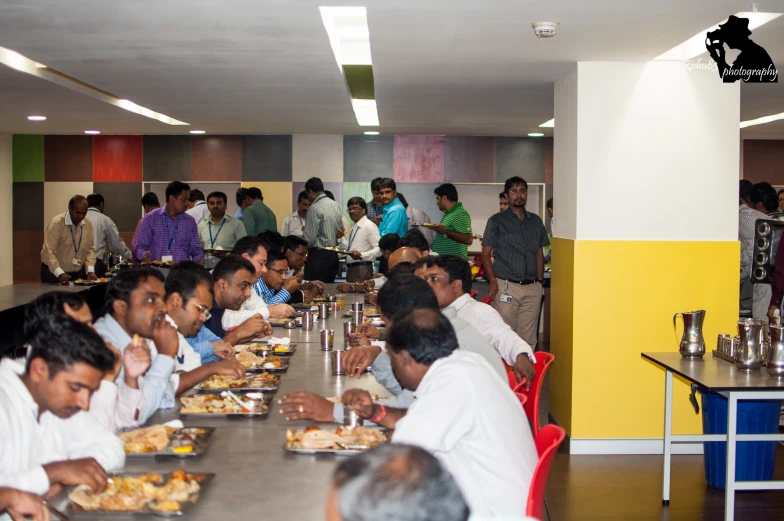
[14,231,44,282]
[394,135,445,183]
[93,135,143,182]
[192,136,242,181]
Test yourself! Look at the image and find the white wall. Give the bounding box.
[553,65,578,240]
[0,133,12,285]
[556,62,740,242]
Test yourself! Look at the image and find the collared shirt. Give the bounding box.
[366,202,384,221]
[379,197,409,238]
[302,194,344,249]
[165,315,204,372]
[392,350,537,518]
[448,293,534,365]
[41,211,97,277]
[255,278,291,305]
[0,359,125,495]
[133,207,204,263]
[198,215,247,251]
[89,377,145,433]
[340,216,381,264]
[185,324,222,365]
[233,207,244,220]
[482,208,549,281]
[186,201,210,225]
[223,287,271,323]
[242,200,278,237]
[407,206,435,246]
[432,202,473,258]
[280,211,306,237]
[205,299,229,339]
[94,314,177,422]
[739,205,768,280]
[85,208,133,261]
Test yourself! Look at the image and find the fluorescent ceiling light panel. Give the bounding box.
[539,119,554,128]
[352,99,380,126]
[0,46,189,126]
[84,130,100,134]
[190,130,206,134]
[364,131,380,135]
[528,133,545,137]
[27,115,46,121]
[319,7,373,66]
[740,111,784,128]
[655,12,782,61]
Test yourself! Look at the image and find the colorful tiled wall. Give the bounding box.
[13,133,552,282]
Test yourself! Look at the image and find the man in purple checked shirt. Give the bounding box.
[134,181,204,264]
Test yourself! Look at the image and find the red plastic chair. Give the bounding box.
[527,424,566,520]
[481,295,493,304]
[469,290,478,299]
[514,392,528,408]
[512,352,555,434]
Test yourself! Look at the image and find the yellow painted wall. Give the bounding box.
[550,238,575,434]
[551,239,740,438]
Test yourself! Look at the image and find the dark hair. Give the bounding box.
[86,193,104,208]
[26,316,115,377]
[259,230,284,252]
[207,191,227,204]
[236,187,248,206]
[412,256,429,272]
[396,193,409,208]
[212,254,255,282]
[739,180,754,202]
[141,192,160,207]
[751,182,779,213]
[424,255,473,293]
[266,249,288,267]
[504,176,528,193]
[376,274,439,318]
[231,236,268,257]
[189,189,205,202]
[297,190,309,203]
[333,443,469,521]
[68,195,86,209]
[778,189,784,198]
[546,198,553,210]
[347,197,367,211]
[434,183,458,202]
[386,308,458,365]
[386,262,415,279]
[165,181,190,202]
[24,292,89,343]
[164,262,214,302]
[378,178,396,191]
[499,191,507,199]
[305,177,325,194]
[325,190,335,201]
[104,268,165,317]
[379,233,401,253]
[246,187,263,200]
[283,235,308,253]
[398,230,429,253]
[370,178,384,193]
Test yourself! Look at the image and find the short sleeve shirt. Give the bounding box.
[431,202,472,258]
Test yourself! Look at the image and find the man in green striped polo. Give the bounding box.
[430,183,473,258]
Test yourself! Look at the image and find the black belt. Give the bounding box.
[501,277,537,286]
[347,261,374,267]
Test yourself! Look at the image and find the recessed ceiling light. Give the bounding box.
[84,130,100,134]
[539,119,554,128]
[528,133,545,137]
[364,131,380,135]
[190,130,206,134]
[27,115,46,121]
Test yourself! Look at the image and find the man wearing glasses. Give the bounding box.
[481,177,550,351]
[367,177,386,224]
[376,178,409,239]
[257,250,302,305]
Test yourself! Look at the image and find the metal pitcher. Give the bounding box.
[674,310,706,358]
[766,324,784,377]
[735,319,765,371]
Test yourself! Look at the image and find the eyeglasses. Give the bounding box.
[268,266,288,276]
[378,189,395,196]
[189,302,212,321]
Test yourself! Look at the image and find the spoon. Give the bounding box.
[220,391,253,412]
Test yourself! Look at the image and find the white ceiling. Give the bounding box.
[0,0,782,137]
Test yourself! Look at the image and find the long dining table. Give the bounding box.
[88,286,389,520]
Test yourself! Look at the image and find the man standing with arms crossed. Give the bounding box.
[481,177,550,350]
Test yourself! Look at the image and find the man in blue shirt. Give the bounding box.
[377,178,409,238]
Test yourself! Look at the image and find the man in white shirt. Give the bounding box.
[397,192,436,246]
[0,316,125,496]
[739,180,767,312]
[418,254,536,386]
[186,189,210,225]
[281,191,310,237]
[343,308,537,518]
[94,269,181,422]
[85,193,133,277]
[340,197,381,283]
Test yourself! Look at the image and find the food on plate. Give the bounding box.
[118,425,171,454]
[199,373,278,390]
[180,394,268,414]
[68,470,202,512]
[234,343,292,353]
[236,350,284,370]
[286,425,387,451]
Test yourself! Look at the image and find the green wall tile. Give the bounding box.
[13,135,44,182]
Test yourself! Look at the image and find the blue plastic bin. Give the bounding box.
[700,391,781,489]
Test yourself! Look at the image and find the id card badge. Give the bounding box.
[162,255,174,263]
[71,258,83,268]
[500,294,513,303]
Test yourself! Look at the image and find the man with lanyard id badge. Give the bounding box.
[198,191,247,266]
[40,195,98,284]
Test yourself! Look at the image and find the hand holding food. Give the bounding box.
[342,389,376,419]
[151,319,180,359]
[268,304,295,319]
[123,338,152,384]
[0,488,49,521]
[211,341,235,360]
[278,392,335,422]
[43,458,108,494]
[87,272,99,281]
[356,323,381,339]
[213,358,246,379]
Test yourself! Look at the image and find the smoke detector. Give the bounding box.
[532,22,559,38]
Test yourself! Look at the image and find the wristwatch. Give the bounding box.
[348,285,355,293]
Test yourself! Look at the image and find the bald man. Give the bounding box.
[336,247,422,294]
